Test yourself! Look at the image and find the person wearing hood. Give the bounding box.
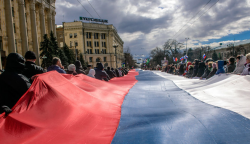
[216,60,225,74]
[67,64,78,75]
[227,57,236,73]
[22,51,45,79]
[232,55,246,74]
[74,61,85,75]
[206,62,217,79]
[191,59,199,77]
[95,63,107,80]
[106,67,115,79]
[241,53,250,75]
[0,53,32,115]
[47,57,66,74]
[85,65,91,75]
[87,69,96,78]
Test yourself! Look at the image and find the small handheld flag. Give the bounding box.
[173,57,175,62]
[203,54,206,60]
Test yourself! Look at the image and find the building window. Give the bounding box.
[70,41,72,47]
[94,41,99,47]
[102,42,106,48]
[104,57,106,62]
[87,41,92,47]
[102,49,107,54]
[94,33,99,39]
[87,49,93,54]
[96,58,100,62]
[95,49,100,54]
[13,23,16,33]
[74,33,77,38]
[12,7,14,17]
[89,57,93,62]
[75,41,78,46]
[86,32,91,39]
[59,34,63,38]
[69,33,72,38]
[101,33,106,39]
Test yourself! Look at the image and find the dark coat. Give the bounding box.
[95,63,107,80]
[192,61,200,77]
[201,66,211,79]
[22,61,45,79]
[178,64,184,75]
[75,61,85,75]
[197,62,206,77]
[206,68,217,79]
[0,53,31,114]
[106,67,115,79]
[227,64,235,73]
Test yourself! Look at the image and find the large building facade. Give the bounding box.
[57,21,124,68]
[0,0,56,69]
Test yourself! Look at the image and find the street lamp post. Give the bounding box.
[75,42,78,61]
[113,44,119,68]
[185,38,189,56]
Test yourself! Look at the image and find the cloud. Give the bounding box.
[55,0,250,56]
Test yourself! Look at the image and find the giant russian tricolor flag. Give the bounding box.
[1,70,250,144]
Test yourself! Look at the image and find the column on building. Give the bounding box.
[52,11,56,37]
[107,31,110,53]
[91,32,94,52]
[83,32,87,61]
[4,0,16,53]
[39,3,46,40]
[30,0,40,65]
[99,32,101,53]
[47,9,52,34]
[18,0,29,56]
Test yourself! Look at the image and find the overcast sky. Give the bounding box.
[55,0,250,57]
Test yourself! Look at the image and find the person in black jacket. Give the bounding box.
[191,59,200,77]
[95,63,107,80]
[227,57,236,73]
[0,53,31,115]
[22,51,45,79]
[197,61,206,77]
[106,67,115,79]
[74,60,85,75]
[178,64,184,75]
[111,68,117,77]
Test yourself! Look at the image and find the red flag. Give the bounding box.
[0,71,138,144]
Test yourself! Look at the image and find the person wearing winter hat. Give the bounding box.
[23,51,45,79]
[232,55,246,74]
[0,53,31,115]
[87,69,96,78]
[227,57,236,73]
[67,64,77,75]
[241,53,250,75]
[206,62,217,79]
[95,63,107,80]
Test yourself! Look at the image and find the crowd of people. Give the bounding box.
[0,51,129,116]
[161,53,250,79]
